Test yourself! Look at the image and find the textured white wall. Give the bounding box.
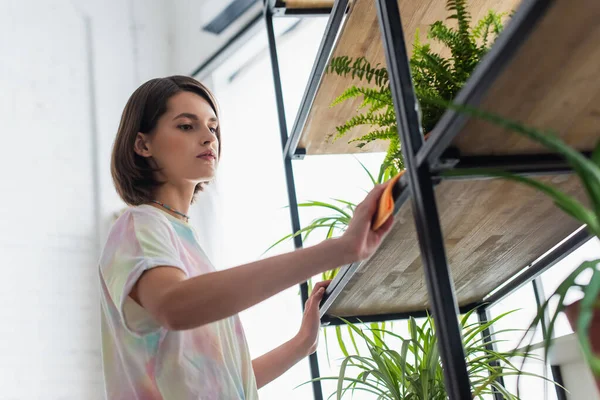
[0,0,171,398]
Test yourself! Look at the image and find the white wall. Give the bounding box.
[0,0,171,398]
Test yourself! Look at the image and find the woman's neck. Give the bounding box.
[150,183,195,220]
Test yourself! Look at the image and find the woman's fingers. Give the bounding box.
[355,184,386,218]
[375,212,394,234]
[305,280,331,309]
[312,280,332,293]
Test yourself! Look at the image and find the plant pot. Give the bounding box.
[564,299,600,393]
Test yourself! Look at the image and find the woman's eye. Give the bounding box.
[179,124,193,131]
[210,127,218,134]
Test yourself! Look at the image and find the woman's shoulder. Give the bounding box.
[107,205,176,243]
[99,206,177,263]
[113,204,171,225]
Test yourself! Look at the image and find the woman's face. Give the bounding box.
[135,91,219,186]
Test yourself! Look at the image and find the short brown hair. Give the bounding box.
[111,75,221,206]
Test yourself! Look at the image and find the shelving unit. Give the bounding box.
[291,0,600,322]
[262,0,600,399]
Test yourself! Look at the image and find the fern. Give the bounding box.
[331,86,391,110]
[326,0,506,172]
[473,11,506,50]
[331,111,396,141]
[326,56,389,87]
[349,126,398,145]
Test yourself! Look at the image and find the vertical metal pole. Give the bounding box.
[532,278,567,400]
[477,306,505,400]
[550,366,568,400]
[375,0,473,398]
[264,4,323,400]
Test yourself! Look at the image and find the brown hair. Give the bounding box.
[111,75,221,206]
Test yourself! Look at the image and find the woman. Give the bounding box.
[99,75,394,399]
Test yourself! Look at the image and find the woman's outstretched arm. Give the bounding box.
[130,183,393,331]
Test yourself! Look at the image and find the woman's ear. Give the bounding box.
[134,132,152,158]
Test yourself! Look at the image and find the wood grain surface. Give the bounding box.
[327,174,586,316]
[452,0,600,155]
[298,0,522,155]
[285,0,335,8]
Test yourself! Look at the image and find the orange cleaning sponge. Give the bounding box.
[372,171,404,231]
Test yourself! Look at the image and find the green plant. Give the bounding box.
[265,159,394,287]
[325,0,505,172]
[307,309,552,399]
[439,101,600,377]
[265,159,394,364]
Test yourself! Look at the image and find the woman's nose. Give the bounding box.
[201,127,217,145]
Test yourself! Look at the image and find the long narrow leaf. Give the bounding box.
[336,325,349,358]
[298,200,352,219]
[576,262,600,374]
[355,156,378,187]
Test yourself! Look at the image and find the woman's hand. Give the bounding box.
[295,280,331,356]
[340,183,395,262]
[252,280,331,388]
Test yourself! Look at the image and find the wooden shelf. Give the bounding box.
[317,0,600,320]
[297,0,522,156]
[448,0,600,156]
[322,174,585,317]
[284,0,335,8]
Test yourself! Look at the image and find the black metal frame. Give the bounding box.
[321,301,479,326]
[377,0,472,396]
[551,365,568,400]
[264,3,324,399]
[282,0,349,160]
[477,307,505,400]
[190,0,593,398]
[435,152,593,177]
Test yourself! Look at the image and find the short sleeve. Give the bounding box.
[99,208,188,336]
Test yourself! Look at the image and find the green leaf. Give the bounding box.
[330,198,357,211]
[576,262,600,374]
[348,325,361,356]
[592,140,600,167]
[336,325,349,358]
[298,200,352,219]
[323,327,331,367]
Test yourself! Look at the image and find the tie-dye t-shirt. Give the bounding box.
[99,204,258,399]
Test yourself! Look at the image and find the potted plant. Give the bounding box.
[306,308,553,399]
[325,0,507,173]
